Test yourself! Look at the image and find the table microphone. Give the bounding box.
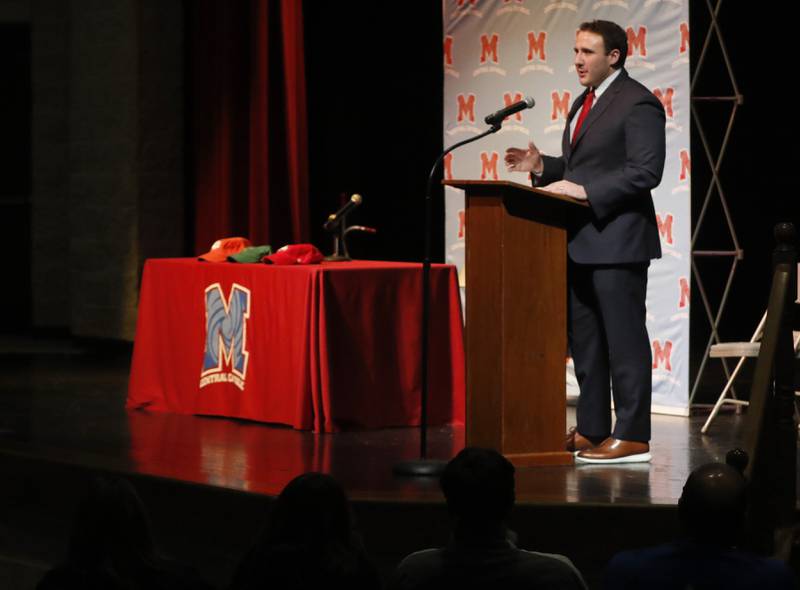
[323,194,362,232]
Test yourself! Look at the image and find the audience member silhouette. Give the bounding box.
[229,472,380,590]
[389,447,587,590]
[605,461,795,589]
[37,475,211,590]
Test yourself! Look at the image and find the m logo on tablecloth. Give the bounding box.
[200,283,251,391]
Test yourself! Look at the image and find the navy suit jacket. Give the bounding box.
[536,68,665,265]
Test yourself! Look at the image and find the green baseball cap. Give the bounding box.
[227,245,273,263]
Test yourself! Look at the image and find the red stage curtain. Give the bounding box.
[189,0,309,254]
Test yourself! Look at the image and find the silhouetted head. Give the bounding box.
[440,447,515,528]
[678,462,747,545]
[68,476,156,572]
[229,472,380,589]
[265,472,354,551]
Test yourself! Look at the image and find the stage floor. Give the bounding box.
[1,335,794,590]
[0,336,754,507]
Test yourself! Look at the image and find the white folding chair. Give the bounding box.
[702,271,800,435]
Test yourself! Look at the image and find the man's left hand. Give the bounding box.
[542,180,587,200]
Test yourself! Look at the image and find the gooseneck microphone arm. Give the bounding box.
[393,122,501,477]
[394,95,535,475]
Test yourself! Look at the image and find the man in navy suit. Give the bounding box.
[505,20,665,463]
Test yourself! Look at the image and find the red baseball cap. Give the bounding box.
[264,244,324,265]
[198,237,253,262]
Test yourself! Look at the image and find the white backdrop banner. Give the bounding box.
[443,0,691,415]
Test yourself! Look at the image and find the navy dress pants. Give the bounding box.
[568,260,652,443]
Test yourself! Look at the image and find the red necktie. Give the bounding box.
[571,90,595,145]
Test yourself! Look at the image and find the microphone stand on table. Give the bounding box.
[324,194,374,262]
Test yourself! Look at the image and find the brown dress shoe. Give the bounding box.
[575,437,651,464]
[565,427,596,453]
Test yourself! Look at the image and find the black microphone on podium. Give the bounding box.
[484,96,535,126]
[323,193,362,232]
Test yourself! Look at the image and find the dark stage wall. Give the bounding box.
[686,4,798,389]
[0,22,31,332]
[304,2,444,263]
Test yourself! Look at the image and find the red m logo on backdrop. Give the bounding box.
[656,213,674,246]
[457,94,476,123]
[457,0,478,5]
[527,31,546,61]
[444,36,454,66]
[551,91,571,121]
[679,277,690,309]
[652,340,673,371]
[679,22,689,55]
[443,153,453,180]
[458,210,466,239]
[480,152,499,180]
[679,150,691,181]
[627,26,648,58]
[480,34,499,64]
[653,88,674,118]
[503,92,524,121]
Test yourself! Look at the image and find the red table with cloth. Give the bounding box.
[127,259,465,433]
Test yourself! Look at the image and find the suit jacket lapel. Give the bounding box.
[571,69,628,151]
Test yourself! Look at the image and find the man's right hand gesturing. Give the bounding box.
[504,141,543,175]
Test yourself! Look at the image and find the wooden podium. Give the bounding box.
[444,180,589,466]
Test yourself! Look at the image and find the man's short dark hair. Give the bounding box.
[440,447,515,523]
[579,20,628,70]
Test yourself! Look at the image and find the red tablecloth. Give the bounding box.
[127,259,465,432]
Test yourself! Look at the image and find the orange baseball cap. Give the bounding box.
[263,244,324,265]
[198,237,253,262]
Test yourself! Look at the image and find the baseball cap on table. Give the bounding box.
[227,245,273,263]
[198,237,252,262]
[263,244,324,265]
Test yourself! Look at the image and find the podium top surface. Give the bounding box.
[443,179,590,208]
